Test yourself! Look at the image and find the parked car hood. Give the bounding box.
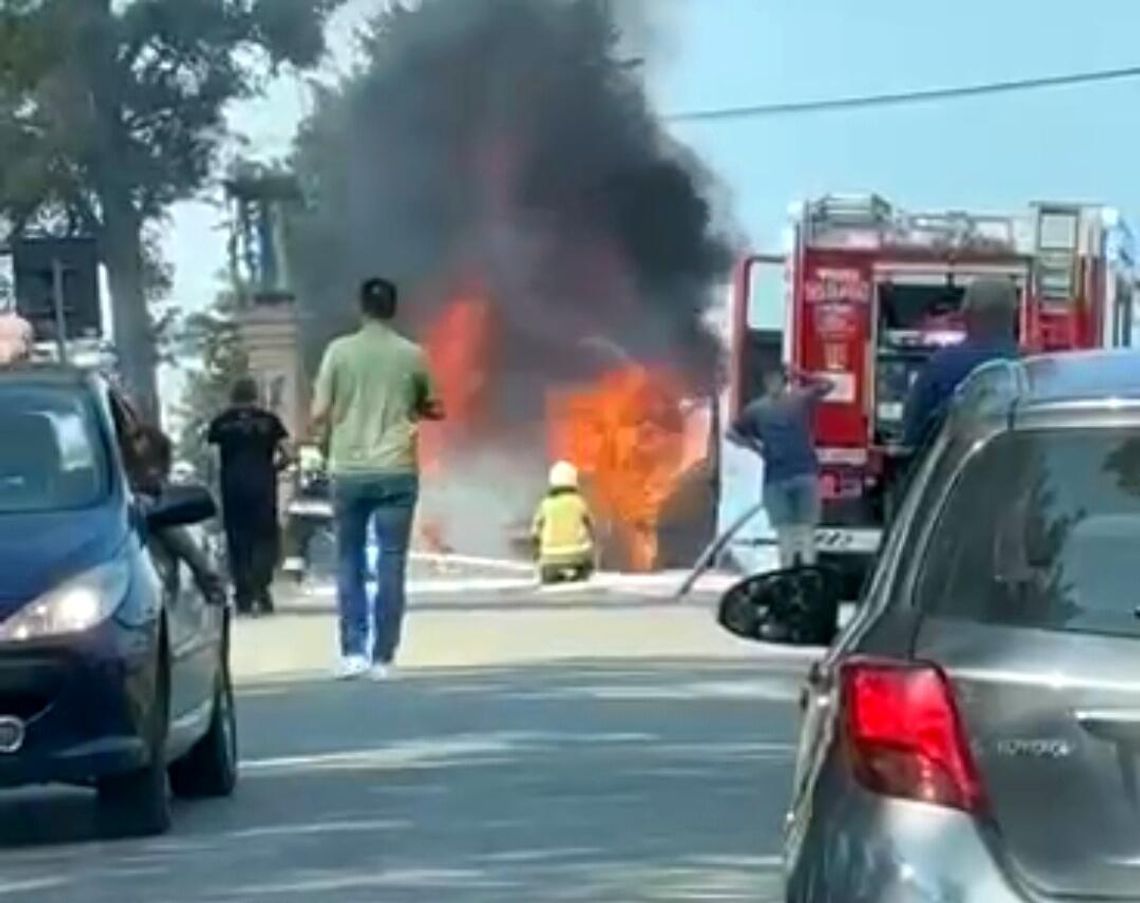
[0,504,127,613]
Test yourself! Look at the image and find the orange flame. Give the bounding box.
[547,365,691,572]
[417,287,709,571]
[420,289,495,477]
[418,288,496,552]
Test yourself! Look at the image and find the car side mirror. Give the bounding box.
[145,484,217,531]
[716,566,841,647]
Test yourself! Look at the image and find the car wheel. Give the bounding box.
[97,654,171,838]
[169,656,237,799]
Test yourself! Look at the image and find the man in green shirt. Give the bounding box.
[311,277,443,680]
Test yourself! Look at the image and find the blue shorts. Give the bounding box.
[763,474,821,528]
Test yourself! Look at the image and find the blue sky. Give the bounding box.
[165,0,1140,328]
[656,0,1140,249]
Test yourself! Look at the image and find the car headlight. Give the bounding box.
[0,560,131,642]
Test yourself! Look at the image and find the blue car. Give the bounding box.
[0,366,235,836]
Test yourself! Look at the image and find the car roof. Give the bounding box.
[1018,350,1140,406]
[0,363,99,390]
[953,349,1140,430]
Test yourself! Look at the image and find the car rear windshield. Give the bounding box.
[917,428,1140,636]
[0,384,107,513]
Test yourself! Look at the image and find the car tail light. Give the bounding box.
[839,658,986,814]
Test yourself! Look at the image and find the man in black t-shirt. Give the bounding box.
[208,377,290,615]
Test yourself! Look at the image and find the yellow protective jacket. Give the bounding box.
[532,489,594,565]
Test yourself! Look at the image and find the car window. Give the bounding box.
[0,384,107,513]
[915,428,1140,637]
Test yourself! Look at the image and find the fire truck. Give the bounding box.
[719,194,1138,587]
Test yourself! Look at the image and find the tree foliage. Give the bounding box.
[0,0,344,417]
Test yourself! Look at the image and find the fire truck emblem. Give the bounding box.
[804,269,871,305]
[814,305,857,339]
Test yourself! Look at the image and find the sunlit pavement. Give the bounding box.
[0,579,817,902]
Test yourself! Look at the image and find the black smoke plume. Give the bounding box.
[290,0,730,387]
[286,0,732,552]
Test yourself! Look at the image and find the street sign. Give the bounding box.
[12,236,101,343]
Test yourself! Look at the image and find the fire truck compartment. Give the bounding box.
[875,351,946,444]
[872,278,1023,445]
[874,281,965,444]
[878,281,966,334]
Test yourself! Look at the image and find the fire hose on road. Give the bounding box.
[675,500,772,600]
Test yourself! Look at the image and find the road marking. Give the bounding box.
[241,739,514,773]
[219,818,409,839]
[240,733,795,773]
[228,868,499,895]
[0,879,69,895]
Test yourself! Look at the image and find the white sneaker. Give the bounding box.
[334,655,370,681]
[367,663,393,682]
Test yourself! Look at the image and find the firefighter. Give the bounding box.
[901,278,1019,451]
[281,444,332,583]
[532,461,596,585]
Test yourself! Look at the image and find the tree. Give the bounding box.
[0,0,344,417]
[0,3,53,88]
[173,291,248,482]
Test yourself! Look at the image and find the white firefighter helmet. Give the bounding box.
[549,460,579,490]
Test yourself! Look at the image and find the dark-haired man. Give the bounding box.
[728,365,834,569]
[311,277,444,681]
[208,376,291,615]
[124,421,226,608]
[902,278,1019,450]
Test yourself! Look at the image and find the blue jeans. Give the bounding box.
[763,474,821,569]
[332,473,419,663]
[763,473,821,528]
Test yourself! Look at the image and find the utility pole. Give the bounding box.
[51,257,68,364]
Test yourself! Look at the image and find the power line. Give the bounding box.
[667,64,1140,123]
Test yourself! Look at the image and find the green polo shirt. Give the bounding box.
[313,322,436,476]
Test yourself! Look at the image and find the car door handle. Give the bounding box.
[1077,711,1140,745]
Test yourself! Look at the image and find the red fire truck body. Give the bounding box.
[722,194,1137,583]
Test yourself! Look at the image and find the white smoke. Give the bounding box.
[417,445,546,558]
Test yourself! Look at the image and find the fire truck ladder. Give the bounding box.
[806,195,1020,255]
[1032,204,1082,303]
[805,194,894,242]
[899,210,1018,254]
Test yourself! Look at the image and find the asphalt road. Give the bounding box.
[0,584,815,902]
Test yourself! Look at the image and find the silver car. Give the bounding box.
[718,350,1140,902]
